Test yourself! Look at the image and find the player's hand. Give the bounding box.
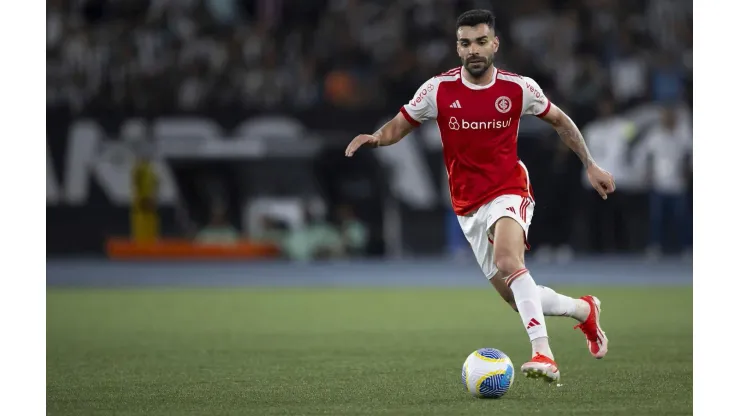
[345,134,380,157]
[587,164,616,200]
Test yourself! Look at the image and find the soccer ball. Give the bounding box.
[461,348,515,398]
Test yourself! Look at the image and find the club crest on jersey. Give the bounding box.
[495,96,512,114]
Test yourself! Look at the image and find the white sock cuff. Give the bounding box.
[506,268,529,287]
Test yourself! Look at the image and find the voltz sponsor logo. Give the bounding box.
[448,117,512,131]
[411,83,435,106]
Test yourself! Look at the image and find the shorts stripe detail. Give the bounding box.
[506,268,529,287]
[518,161,533,200]
[519,198,529,222]
[518,199,525,220]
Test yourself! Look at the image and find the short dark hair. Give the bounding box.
[456,9,495,31]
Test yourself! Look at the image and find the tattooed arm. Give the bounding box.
[541,106,595,168]
[542,104,615,199]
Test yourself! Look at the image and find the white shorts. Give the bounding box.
[457,194,535,279]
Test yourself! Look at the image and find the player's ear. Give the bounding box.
[493,36,500,52]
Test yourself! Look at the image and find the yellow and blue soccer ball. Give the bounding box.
[461,348,515,398]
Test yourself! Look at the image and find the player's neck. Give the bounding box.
[462,65,496,86]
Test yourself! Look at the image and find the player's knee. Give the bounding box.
[494,253,524,276]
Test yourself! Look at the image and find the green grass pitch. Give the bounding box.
[47,287,692,415]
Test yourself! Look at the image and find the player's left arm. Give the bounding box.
[540,106,593,168]
[541,105,615,200]
[519,76,615,199]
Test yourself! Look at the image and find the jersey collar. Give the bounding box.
[461,66,498,90]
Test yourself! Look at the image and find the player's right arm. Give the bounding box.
[344,113,416,157]
[345,79,439,157]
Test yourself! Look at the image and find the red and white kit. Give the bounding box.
[400,67,551,278]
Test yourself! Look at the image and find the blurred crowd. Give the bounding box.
[180,197,370,261]
[48,0,693,259]
[47,0,692,121]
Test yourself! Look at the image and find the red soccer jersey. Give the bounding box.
[399,67,551,215]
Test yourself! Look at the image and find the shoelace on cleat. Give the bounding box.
[532,353,553,363]
[574,322,598,342]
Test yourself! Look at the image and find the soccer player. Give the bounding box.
[345,9,614,383]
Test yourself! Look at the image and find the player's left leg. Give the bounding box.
[537,284,608,359]
[491,274,587,319]
[490,260,608,359]
[490,216,559,382]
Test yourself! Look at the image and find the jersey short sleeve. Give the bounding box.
[400,78,440,126]
[521,77,551,118]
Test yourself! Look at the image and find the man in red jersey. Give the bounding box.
[345,9,614,383]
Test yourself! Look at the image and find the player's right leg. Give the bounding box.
[458,196,560,382]
[491,279,608,359]
[489,216,560,382]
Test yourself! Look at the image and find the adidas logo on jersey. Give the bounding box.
[450,100,462,108]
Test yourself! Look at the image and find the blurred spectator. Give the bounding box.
[533,135,581,264]
[204,0,240,26]
[569,53,609,123]
[635,105,692,258]
[283,201,345,262]
[651,53,687,104]
[324,70,360,107]
[510,0,556,59]
[130,140,159,243]
[194,202,240,245]
[609,31,648,109]
[580,95,637,253]
[253,215,289,248]
[336,204,369,257]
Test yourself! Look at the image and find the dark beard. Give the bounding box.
[463,57,492,78]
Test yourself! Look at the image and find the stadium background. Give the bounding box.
[46,0,693,414]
